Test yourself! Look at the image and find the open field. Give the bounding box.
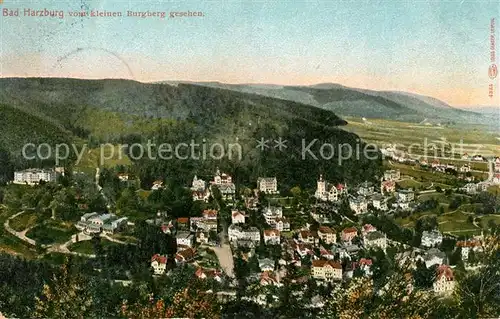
[9,210,51,232]
[26,220,77,246]
[74,144,132,174]
[343,117,500,158]
[68,238,118,254]
[0,207,38,258]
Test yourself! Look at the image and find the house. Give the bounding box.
[461,153,469,160]
[459,164,471,173]
[317,226,336,244]
[228,224,260,243]
[319,246,335,260]
[274,217,290,232]
[431,160,441,168]
[102,217,128,235]
[364,231,387,251]
[372,194,388,211]
[175,248,196,264]
[381,180,396,194]
[460,183,477,194]
[258,258,275,272]
[217,183,236,200]
[260,271,281,286]
[397,189,415,202]
[421,230,443,247]
[433,265,455,295]
[117,173,129,182]
[358,258,373,276]
[196,231,209,244]
[263,229,281,245]
[195,268,223,282]
[349,196,368,215]
[362,224,377,236]
[176,231,194,247]
[472,155,485,161]
[212,168,232,184]
[341,227,358,243]
[151,254,168,275]
[176,217,190,229]
[191,175,206,190]
[202,209,218,220]
[456,240,482,262]
[151,180,164,190]
[358,181,375,196]
[192,189,211,202]
[314,175,347,202]
[257,177,278,194]
[423,248,446,268]
[263,205,283,226]
[383,169,401,181]
[311,260,342,281]
[231,210,246,224]
[13,168,58,185]
[298,230,319,245]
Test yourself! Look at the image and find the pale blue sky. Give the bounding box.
[1,0,498,105]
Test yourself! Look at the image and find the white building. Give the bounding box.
[383,170,401,181]
[13,168,57,185]
[228,224,260,243]
[257,177,278,194]
[421,230,443,247]
[314,175,346,202]
[349,196,368,215]
[263,205,283,226]
[423,248,446,268]
[191,175,206,190]
[176,231,194,247]
[372,194,388,211]
[364,231,387,251]
[151,254,168,275]
[397,189,415,202]
[311,260,342,281]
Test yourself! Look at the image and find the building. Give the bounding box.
[211,169,236,200]
[397,189,415,202]
[317,226,337,244]
[381,180,396,194]
[383,169,401,181]
[341,227,358,243]
[459,164,471,173]
[263,205,283,226]
[195,268,223,282]
[423,248,446,268]
[151,180,164,190]
[314,175,347,202]
[263,229,281,245]
[231,210,246,224]
[433,265,455,295]
[258,258,275,272]
[76,213,128,235]
[358,181,375,196]
[191,176,210,202]
[460,183,478,194]
[311,260,342,281]
[191,175,206,190]
[151,254,168,275]
[176,231,194,247]
[257,177,278,194]
[228,224,260,243]
[362,224,377,236]
[298,230,319,245]
[349,196,368,215]
[274,217,290,232]
[175,247,196,264]
[196,231,209,244]
[372,194,388,211]
[13,168,58,185]
[421,230,443,247]
[364,231,387,251]
[456,240,482,262]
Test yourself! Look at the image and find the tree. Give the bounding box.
[34,261,93,318]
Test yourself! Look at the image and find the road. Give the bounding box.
[4,211,36,246]
[213,244,234,278]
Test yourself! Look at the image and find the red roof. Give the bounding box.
[151,254,167,264]
[264,229,280,236]
[232,211,244,218]
[363,224,377,232]
[336,183,345,190]
[203,209,218,218]
[436,265,454,281]
[312,260,342,269]
[456,240,481,248]
[177,217,189,224]
[343,227,358,234]
[318,226,335,234]
[359,258,373,266]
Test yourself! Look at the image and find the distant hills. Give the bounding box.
[0,77,382,188]
[162,81,498,129]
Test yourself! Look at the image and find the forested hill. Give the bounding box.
[0,78,382,188]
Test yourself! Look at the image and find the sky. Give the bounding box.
[0,0,499,107]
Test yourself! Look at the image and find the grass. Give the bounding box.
[0,207,38,259]
[9,210,50,232]
[478,215,500,228]
[68,238,117,254]
[74,144,132,173]
[26,220,77,245]
[343,117,500,158]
